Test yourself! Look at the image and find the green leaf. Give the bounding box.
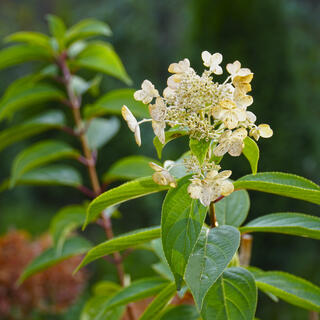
[201,267,257,320]
[46,14,66,49]
[189,138,211,165]
[0,165,83,192]
[10,140,80,187]
[75,226,160,272]
[84,176,169,227]
[5,31,52,51]
[161,176,208,289]
[50,205,87,252]
[215,190,250,227]
[66,18,112,44]
[19,237,91,284]
[0,44,51,70]
[0,110,65,153]
[0,82,64,120]
[73,42,132,85]
[83,88,148,119]
[19,165,82,187]
[140,282,177,320]
[249,268,320,312]
[153,126,189,159]
[240,212,320,239]
[234,172,320,205]
[103,155,159,182]
[242,137,259,175]
[86,117,120,150]
[159,305,200,320]
[82,277,167,320]
[185,226,240,309]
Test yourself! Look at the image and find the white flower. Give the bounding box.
[214,128,248,157]
[250,124,273,141]
[149,97,166,122]
[188,170,234,206]
[212,99,247,129]
[201,51,223,75]
[121,105,141,146]
[134,80,159,104]
[149,162,177,188]
[168,58,191,74]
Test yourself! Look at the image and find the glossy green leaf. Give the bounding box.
[81,281,124,320]
[83,88,148,119]
[215,190,250,227]
[240,212,320,239]
[19,237,91,284]
[86,117,120,150]
[159,305,200,320]
[161,176,208,289]
[73,42,131,85]
[0,44,51,70]
[185,226,240,309]
[0,110,65,153]
[5,31,52,51]
[201,267,257,320]
[0,82,64,120]
[154,126,189,159]
[46,14,66,48]
[19,165,82,187]
[243,137,260,175]
[84,176,169,227]
[0,165,83,192]
[66,19,112,44]
[75,227,160,272]
[249,268,320,311]
[140,282,177,320]
[103,155,159,182]
[50,205,87,252]
[189,138,211,165]
[10,140,80,187]
[234,172,320,205]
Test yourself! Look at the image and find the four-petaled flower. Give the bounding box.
[212,99,247,129]
[214,128,248,157]
[149,162,177,188]
[188,170,234,206]
[201,51,223,75]
[134,80,159,104]
[250,124,273,141]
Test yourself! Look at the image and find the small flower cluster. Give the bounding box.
[122,51,273,206]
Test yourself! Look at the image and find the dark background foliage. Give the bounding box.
[0,0,319,319]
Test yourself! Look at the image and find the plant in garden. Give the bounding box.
[0,15,320,320]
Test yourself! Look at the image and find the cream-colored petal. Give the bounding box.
[163,87,175,99]
[213,141,230,157]
[220,180,234,196]
[152,120,166,144]
[167,74,181,90]
[238,68,252,77]
[149,162,163,172]
[249,127,260,141]
[232,127,248,139]
[216,170,232,180]
[168,58,190,74]
[246,111,257,123]
[233,73,254,85]
[152,172,167,186]
[161,170,177,188]
[134,125,141,146]
[121,105,138,132]
[212,52,223,65]
[226,60,241,75]
[188,182,202,200]
[206,170,219,180]
[258,124,273,138]
[212,105,223,119]
[199,185,213,206]
[149,97,166,122]
[201,51,211,66]
[133,90,146,103]
[214,65,223,75]
[234,108,247,122]
[228,138,244,156]
[224,112,239,129]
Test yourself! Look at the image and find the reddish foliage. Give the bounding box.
[0,230,87,319]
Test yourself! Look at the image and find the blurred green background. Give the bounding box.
[0,0,319,319]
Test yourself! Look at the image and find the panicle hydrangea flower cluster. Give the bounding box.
[122,51,273,206]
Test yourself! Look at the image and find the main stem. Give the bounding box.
[209,202,217,228]
[58,53,135,319]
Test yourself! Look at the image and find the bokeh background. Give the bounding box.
[0,0,319,319]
